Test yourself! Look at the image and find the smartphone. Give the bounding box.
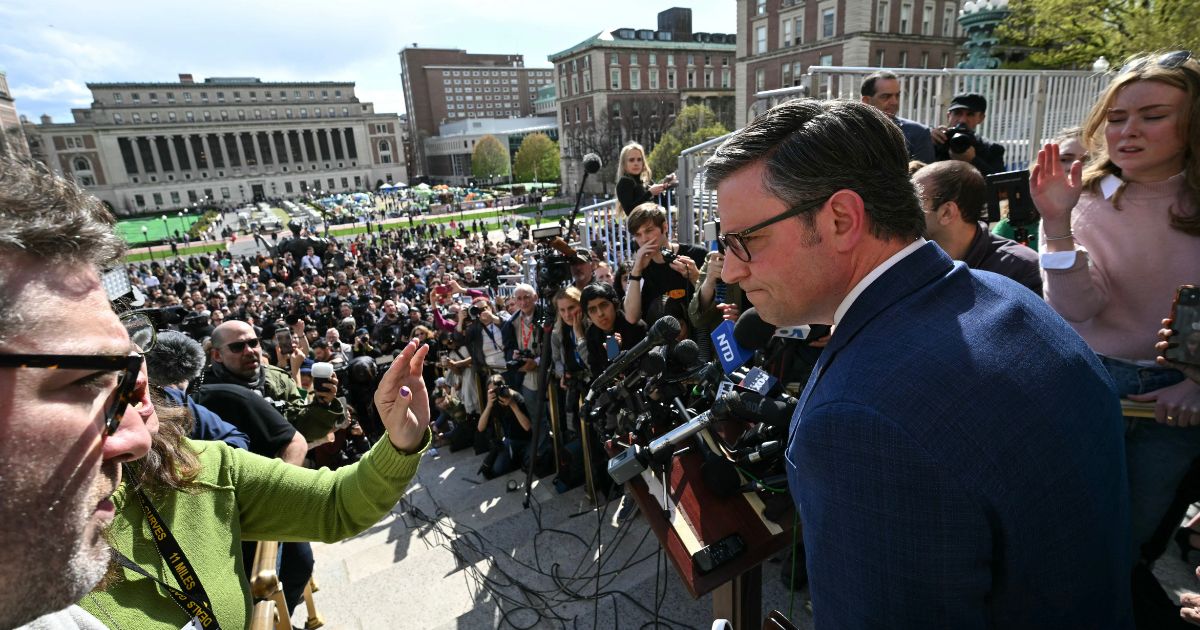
[605,336,620,360]
[703,220,724,254]
[275,330,294,356]
[1167,285,1200,366]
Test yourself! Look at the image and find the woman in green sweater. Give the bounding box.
[81,339,432,630]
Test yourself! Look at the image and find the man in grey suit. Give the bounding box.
[706,99,1131,628]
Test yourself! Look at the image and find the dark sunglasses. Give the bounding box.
[1120,50,1192,75]
[719,197,828,263]
[224,338,261,353]
[0,353,143,436]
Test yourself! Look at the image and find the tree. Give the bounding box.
[512,133,560,184]
[1000,0,1200,69]
[647,104,730,180]
[471,134,510,183]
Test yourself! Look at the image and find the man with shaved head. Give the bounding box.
[204,319,343,442]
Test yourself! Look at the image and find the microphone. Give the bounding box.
[587,316,681,400]
[582,153,602,174]
[732,307,778,352]
[724,389,796,428]
[144,331,207,387]
[669,338,700,370]
[646,394,733,458]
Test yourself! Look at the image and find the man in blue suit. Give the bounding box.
[704,99,1131,628]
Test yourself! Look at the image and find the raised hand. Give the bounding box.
[373,339,431,452]
[1030,142,1085,228]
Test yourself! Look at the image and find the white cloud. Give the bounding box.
[11,78,91,103]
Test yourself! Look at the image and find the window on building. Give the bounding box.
[900,2,912,33]
[923,5,934,35]
[756,0,766,15]
[755,26,767,53]
[166,93,175,103]
[631,68,641,90]
[220,111,229,121]
[687,70,696,88]
[203,111,211,121]
[216,91,225,102]
[783,18,793,46]
[168,112,177,122]
[667,54,675,66]
[610,53,618,65]
[793,16,804,44]
[113,93,123,103]
[238,110,245,120]
[877,0,889,31]
[342,107,349,117]
[943,4,956,36]
[132,113,141,123]
[611,68,621,90]
[876,49,886,66]
[185,112,194,122]
[722,68,732,88]
[820,53,833,66]
[308,90,315,98]
[649,69,659,89]
[667,69,676,89]
[899,50,909,67]
[942,52,950,68]
[755,68,765,92]
[131,93,140,103]
[233,91,240,102]
[183,93,191,102]
[200,92,208,103]
[649,53,657,65]
[822,7,836,38]
[583,72,592,91]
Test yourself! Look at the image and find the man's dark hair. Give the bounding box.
[626,203,667,236]
[580,282,619,315]
[861,71,898,98]
[704,99,925,241]
[0,157,125,343]
[915,161,987,224]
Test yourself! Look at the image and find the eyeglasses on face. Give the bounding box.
[118,311,157,352]
[719,197,828,263]
[0,353,143,436]
[224,338,261,353]
[1120,50,1193,75]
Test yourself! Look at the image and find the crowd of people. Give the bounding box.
[1,49,1199,630]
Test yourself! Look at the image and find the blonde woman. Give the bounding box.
[615,142,676,215]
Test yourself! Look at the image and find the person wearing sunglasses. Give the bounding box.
[202,320,343,443]
[1032,50,1200,627]
[0,157,155,629]
[705,99,1130,628]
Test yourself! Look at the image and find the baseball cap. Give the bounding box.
[948,93,987,113]
[299,358,315,375]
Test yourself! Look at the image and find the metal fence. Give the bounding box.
[577,188,682,268]
[757,66,1110,170]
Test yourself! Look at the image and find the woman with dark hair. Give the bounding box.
[579,282,647,377]
[81,340,432,630]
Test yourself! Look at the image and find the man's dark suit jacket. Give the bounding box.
[786,241,1131,628]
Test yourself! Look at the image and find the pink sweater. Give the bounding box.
[1043,174,1200,362]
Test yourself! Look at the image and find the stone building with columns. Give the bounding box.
[25,74,405,215]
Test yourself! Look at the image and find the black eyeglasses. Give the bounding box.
[719,198,828,263]
[0,353,143,436]
[1120,50,1193,75]
[224,338,261,353]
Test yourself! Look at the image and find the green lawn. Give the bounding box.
[117,215,203,244]
[123,241,225,263]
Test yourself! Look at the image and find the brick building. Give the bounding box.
[399,47,555,180]
[735,0,964,125]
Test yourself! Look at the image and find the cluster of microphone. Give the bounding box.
[589,308,817,497]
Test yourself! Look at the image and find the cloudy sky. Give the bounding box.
[0,0,734,123]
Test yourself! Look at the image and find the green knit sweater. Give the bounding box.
[81,432,427,629]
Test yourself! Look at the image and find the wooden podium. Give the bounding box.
[611,431,795,629]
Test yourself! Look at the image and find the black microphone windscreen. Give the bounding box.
[732,308,777,352]
[670,338,700,368]
[145,330,207,386]
[648,315,682,343]
[637,348,667,377]
[582,153,602,174]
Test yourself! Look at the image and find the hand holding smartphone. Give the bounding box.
[1166,285,1200,367]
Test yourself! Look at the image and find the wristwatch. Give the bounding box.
[628,274,642,281]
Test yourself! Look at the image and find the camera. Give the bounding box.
[469,305,483,318]
[947,123,977,154]
[661,247,678,265]
[506,348,535,371]
[492,382,511,400]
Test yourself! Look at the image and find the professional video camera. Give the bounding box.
[947,123,977,154]
[529,225,583,300]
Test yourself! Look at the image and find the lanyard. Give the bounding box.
[520,313,534,350]
[118,484,222,629]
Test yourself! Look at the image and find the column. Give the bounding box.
[216,133,232,169]
[147,136,165,173]
[130,136,147,175]
[249,131,264,168]
[165,135,183,172]
[299,129,313,163]
[283,130,298,164]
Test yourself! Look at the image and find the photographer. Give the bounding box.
[931,93,1007,176]
[623,202,706,327]
[501,283,541,400]
[477,374,533,479]
[351,326,381,359]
